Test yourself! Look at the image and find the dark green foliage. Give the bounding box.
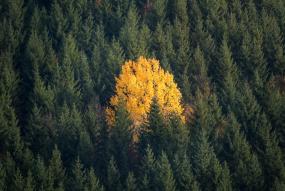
[173,155,199,191]
[156,152,176,191]
[140,145,156,191]
[85,168,104,191]
[125,172,137,191]
[216,37,239,112]
[107,157,122,191]
[223,114,263,190]
[13,168,24,191]
[24,171,35,191]
[141,98,167,157]
[0,1,285,190]
[109,101,132,179]
[48,146,65,190]
[70,158,86,191]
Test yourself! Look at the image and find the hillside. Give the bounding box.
[0,0,285,190]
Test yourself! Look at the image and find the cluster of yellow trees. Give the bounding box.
[106,57,184,127]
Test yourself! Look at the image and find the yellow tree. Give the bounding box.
[106,56,184,128]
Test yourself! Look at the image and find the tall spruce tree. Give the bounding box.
[48,146,65,191]
[173,154,199,191]
[109,101,132,180]
[107,156,122,191]
[223,113,263,190]
[85,168,104,191]
[155,152,176,191]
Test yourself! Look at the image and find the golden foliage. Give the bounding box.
[106,56,184,126]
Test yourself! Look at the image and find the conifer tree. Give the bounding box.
[0,52,22,157]
[173,154,199,191]
[48,146,65,190]
[191,46,210,95]
[24,171,35,191]
[143,98,167,157]
[216,37,239,112]
[70,158,86,191]
[107,157,122,191]
[91,24,107,103]
[125,172,137,191]
[145,0,167,29]
[109,101,132,179]
[152,23,175,71]
[34,155,47,191]
[261,12,285,75]
[172,3,190,83]
[0,0,24,53]
[194,18,216,62]
[167,114,189,159]
[56,35,81,107]
[191,114,230,191]
[140,145,156,191]
[49,0,67,49]
[85,168,104,191]
[0,163,6,191]
[57,104,83,164]
[264,81,285,152]
[78,129,93,166]
[236,84,285,189]
[119,2,140,59]
[26,98,53,158]
[13,168,24,191]
[103,38,125,102]
[223,113,263,190]
[156,152,176,191]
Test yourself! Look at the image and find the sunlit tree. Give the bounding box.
[106,57,184,128]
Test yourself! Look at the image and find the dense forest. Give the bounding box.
[1,0,285,190]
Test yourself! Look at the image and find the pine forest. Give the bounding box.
[0,0,285,190]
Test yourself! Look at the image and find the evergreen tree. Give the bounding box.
[0,163,6,191]
[109,101,132,179]
[191,117,230,191]
[261,12,285,75]
[191,17,216,67]
[172,3,190,84]
[145,0,167,29]
[85,168,104,191]
[70,158,86,191]
[34,155,48,191]
[152,22,175,71]
[216,37,239,112]
[223,113,263,190]
[156,152,176,191]
[57,104,83,164]
[119,2,140,59]
[78,129,93,166]
[48,146,65,190]
[142,98,167,157]
[0,52,22,157]
[191,46,210,96]
[24,171,35,191]
[13,168,24,191]
[167,114,189,159]
[173,154,199,191]
[0,0,24,53]
[140,145,156,191]
[236,84,285,189]
[103,38,125,102]
[125,172,137,191]
[107,157,122,191]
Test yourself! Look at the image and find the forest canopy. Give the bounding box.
[0,0,285,191]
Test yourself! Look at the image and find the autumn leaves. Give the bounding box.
[106,56,184,127]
